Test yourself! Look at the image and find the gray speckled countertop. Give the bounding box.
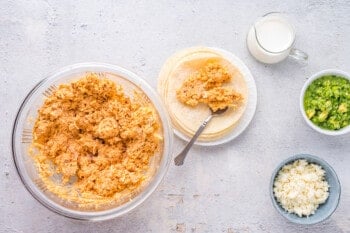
[1,1,349,232]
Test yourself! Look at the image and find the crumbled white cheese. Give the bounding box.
[273,159,329,217]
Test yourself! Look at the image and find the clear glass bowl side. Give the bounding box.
[12,63,173,220]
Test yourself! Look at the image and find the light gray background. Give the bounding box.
[1,1,349,232]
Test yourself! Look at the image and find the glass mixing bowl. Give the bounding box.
[12,63,173,221]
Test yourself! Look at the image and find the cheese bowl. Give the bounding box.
[270,154,341,225]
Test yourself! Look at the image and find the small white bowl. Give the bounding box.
[300,69,350,136]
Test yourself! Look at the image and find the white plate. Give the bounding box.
[173,47,257,146]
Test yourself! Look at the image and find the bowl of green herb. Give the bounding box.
[300,69,350,135]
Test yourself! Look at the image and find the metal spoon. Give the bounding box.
[174,107,228,166]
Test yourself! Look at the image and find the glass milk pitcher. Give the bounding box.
[247,12,308,64]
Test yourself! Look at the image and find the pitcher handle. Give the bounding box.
[289,48,308,63]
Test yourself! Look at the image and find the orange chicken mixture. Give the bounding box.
[32,74,162,207]
[176,63,243,112]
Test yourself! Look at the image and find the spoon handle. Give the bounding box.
[174,114,214,166]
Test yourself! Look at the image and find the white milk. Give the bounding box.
[247,14,295,64]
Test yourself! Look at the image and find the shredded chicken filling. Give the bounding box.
[176,63,243,112]
[32,74,162,203]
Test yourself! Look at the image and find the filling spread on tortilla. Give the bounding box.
[176,62,243,112]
